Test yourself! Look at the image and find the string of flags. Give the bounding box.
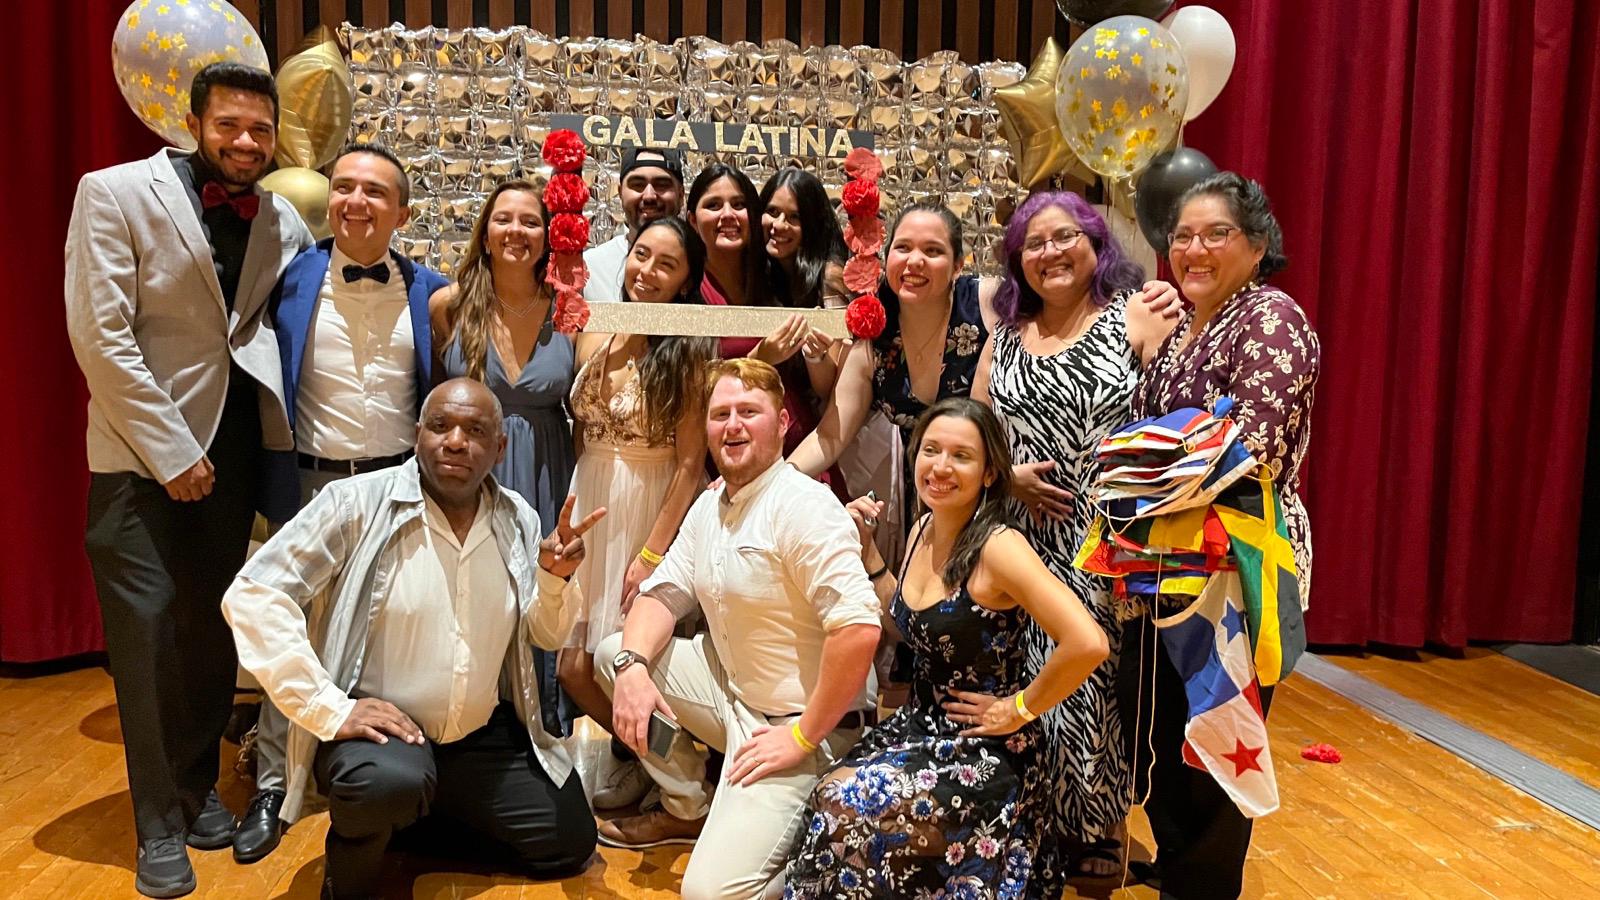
[1075,399,1307,817]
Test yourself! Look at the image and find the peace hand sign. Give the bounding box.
[539,495,606,579]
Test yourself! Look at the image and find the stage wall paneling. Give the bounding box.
[241,0,1077,70]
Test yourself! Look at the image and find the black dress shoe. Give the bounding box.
[135,835,196,898]
[232,789,286,863]
[185,789,237,850]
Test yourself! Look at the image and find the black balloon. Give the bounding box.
[1135,147,1219,253]
[1054,0,1176,27]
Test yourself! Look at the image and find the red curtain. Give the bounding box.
[0,0,161,661]
[1182,0,1600,646]
[4,2,1597,659]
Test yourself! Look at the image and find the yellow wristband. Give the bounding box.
[638,546,664,566]
[1014,691,1038,723]
[791,722,819,753]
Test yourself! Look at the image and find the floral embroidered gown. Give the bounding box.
[785,528,1043,900]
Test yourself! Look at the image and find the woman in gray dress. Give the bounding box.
[429,177,576,736]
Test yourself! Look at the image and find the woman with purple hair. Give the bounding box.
[971,191,1180,883]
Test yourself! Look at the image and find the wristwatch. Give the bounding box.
[613,649,651,675]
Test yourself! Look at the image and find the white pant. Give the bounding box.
[594,631,861,900]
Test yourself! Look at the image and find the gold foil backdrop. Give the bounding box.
[341,25,1031,277]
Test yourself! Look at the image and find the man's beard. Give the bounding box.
[195,143,268,190]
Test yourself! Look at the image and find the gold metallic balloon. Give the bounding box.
[111,0,270,150]
[274,40,354,170]
[1055,16,1190,179]
[995,39,1095,189]
[260,166,331,239]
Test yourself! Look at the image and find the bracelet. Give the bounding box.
[867,562,890,581]
[1014,691,1038,722]
[791,722,819,753]
[638,546,664,566]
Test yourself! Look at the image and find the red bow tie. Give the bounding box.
[201,181,260,220]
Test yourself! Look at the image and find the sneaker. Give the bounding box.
[592,756,653,810]
[135,835,195,898]
[596,809,706,849]
[185,790,237,850]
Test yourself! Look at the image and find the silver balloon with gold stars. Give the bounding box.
[1055,15,1188,179]
[112,0,269,149]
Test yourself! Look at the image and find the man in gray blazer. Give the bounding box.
[64,62,313,899]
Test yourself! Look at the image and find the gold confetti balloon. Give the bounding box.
[259,167,331,239]
[112,0,269,149]
[1055,15,1189,180]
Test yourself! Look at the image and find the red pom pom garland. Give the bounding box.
[540,130,592,332]
[841,148,886,341]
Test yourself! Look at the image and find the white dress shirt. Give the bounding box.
[354,490,518,743]
[639,460,881,716]
[296,245,416,459]
[581,232,629,303]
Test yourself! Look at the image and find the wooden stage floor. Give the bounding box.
[2,648,1598,899]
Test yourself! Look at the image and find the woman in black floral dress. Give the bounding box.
[789,202,996,523]
[784,398,1111,899]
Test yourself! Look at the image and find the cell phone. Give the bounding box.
[647,710,680,759]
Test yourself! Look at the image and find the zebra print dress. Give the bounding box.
[986,293,1138,867]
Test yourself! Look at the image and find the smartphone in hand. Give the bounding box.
[647,710,680,759]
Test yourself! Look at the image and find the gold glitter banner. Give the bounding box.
[583,304,849,338]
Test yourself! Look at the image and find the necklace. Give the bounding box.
[902,300,952,365]
[495,289,546,318]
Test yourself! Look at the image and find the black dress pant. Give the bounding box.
[84,374,261,843]
[312,703,596,899]
[1117,615,1276,900]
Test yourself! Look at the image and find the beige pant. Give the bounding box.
[594,631,860,900]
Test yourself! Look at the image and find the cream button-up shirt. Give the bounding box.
[353,490,519,743]
[639,460,881,716]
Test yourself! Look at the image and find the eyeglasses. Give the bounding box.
[1022,228,1086,254]
[1168,225,1239,251]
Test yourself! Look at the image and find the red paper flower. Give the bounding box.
[545,255,590,294]
[553,290,591,333]
[1300,743,1342,764]
[543,173,590,214]
[845,294,886,340]
[541,129,588,173]
[548,213,590,253]
[842,255,881,294]
[843,147,884,183]
[842,179,881,219]
[844,218,884,256]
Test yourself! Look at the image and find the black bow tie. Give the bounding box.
[342,262,390,284]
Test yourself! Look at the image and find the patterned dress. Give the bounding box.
[785,528,1042,899]
[985,294,1139,880]
[1136,284,1320,609]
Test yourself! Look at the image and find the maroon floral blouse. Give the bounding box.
[1135,284,1321,608]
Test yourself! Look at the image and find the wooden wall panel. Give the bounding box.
[248,0,1073,67]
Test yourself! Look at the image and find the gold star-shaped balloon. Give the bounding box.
[994,38,1092,189]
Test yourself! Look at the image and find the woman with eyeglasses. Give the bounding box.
[1118,172,1320,898]
[968,191,1179,885]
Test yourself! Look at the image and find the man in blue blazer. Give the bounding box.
[241,143,448,864]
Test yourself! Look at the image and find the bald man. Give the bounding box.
[222,378,603,898]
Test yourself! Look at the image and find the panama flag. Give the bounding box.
[1154,569,1279,817]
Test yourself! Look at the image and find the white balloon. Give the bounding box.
[1163,6,1236,122]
